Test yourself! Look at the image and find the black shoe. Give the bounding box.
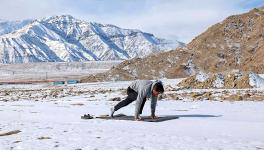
[81,114,93,119]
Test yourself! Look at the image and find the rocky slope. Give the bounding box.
[81,6,264,82]
[187,6,264,73]
[177,71,264,89]
[80,47,195,82]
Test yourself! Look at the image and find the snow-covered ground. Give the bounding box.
[0,79,264,150]
[0,61,121,81]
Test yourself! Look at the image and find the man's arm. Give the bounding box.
[134,89,147,120]
[151,96,158,118]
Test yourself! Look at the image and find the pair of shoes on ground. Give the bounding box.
[81,114,93,119]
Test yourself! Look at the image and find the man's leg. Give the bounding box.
[114,87,138,111]
[139,98,147,115]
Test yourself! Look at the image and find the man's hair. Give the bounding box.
[154,81,164,93]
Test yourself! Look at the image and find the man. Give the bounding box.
[110,80,164,121]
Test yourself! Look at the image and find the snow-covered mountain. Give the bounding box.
[0,15,184,63]
[0,19,32,36]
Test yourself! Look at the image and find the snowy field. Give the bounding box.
[0,79,264,150]
[0,61,122,82]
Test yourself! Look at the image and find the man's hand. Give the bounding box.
[151,115,159,120]
[134,116,143,121]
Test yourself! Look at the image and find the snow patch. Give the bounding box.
[249,72,264,88]
[195,72,209,82]
[213,74,224,88]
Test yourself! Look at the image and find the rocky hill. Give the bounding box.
[81,6,264,82]
[187,6,264,73]
[80,48,195,82]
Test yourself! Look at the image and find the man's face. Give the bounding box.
[152,89,160,97]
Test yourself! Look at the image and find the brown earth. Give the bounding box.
[80,48,195,82]
[80,6,264,82]
[187,7,264,73]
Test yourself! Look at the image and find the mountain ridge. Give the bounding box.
[0,15,184,63]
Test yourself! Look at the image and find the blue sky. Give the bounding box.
[1,0,264,43]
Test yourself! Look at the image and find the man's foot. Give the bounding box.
[110,107,115,117]
[135,116,143,121]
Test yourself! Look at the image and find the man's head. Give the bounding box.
[152,81,164,97]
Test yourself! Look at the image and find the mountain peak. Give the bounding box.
[41,14,78,23]
[0,15,183,64]
[48,14,75,20]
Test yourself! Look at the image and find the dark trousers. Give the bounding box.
[114,87,147,114]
